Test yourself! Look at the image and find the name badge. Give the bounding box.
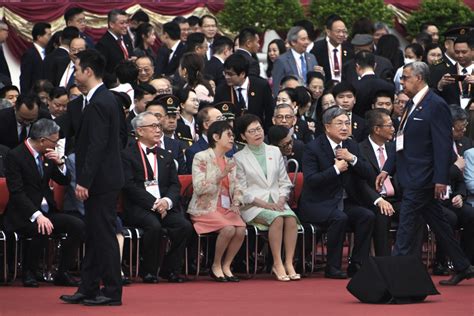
[145,180,161,199]
[221,194,231,209]
[396,133,404,152]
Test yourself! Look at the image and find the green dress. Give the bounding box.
[247,143,299,231]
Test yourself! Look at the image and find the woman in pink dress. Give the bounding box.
[187,121,245,282]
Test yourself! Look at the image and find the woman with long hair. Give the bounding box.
[179,52,214,105]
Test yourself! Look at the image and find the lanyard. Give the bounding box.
[24,139,40,161]
[398,89,429,133]
[138,142,158,181]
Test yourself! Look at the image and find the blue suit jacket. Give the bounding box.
[298,134,372,223]
[185,137,237,174]
[384,89,452,189]
[272,50,318,96]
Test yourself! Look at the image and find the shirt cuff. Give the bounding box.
[163,197,173,210]
[30,210,42,222]
[374,197,383,206]
[333,165,341,175]
[58,164,67,174]
[349,156,357,166]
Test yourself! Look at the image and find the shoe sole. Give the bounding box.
[82,301,122,306]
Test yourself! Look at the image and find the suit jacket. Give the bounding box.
[175,119,194,148]
[204,56,225,87]
[185,137,236,174]
[353,74,395,117]
[187,148,243,216]
[20,45,45,93]
[455,136,473,157]
[3,142,70,231]
[271,50,318,96]
[432,62,473,105]
[96,31,133,75]
[0,45,11,80]
[235,49,260,77]
[294,117,314,144]
[155,42,186,77]
[214,76,274,129]
[298,134,373,223]
[55,95,84,155]
[44,47,69,87]
[75,84,124,194]
[384,89,452,189]
[234,144,292,222]
[163,136,187,175]
[0,107,49,149]
[310,39,353,83]
[121,140,180,220]
[286,138,304,173]
[350,112,367,143]
[342,55,394,86]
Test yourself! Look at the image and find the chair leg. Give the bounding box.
[13,232,18,282]
[134,228,141,278]
[1,231,6,283]
[310,225,316,274]
[299,227,305,275]
[195,235,201,279]
[252,226,258,276]
[245,229,250,278]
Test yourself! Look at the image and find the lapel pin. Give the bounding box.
[250,92,255,96]
[177,132,181,136]
[168,150,172,153]
[44,162,49,167]
[159,155,164,159]
[354,122,358,129]
[343,50,347,56]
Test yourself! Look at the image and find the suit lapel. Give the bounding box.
[286,53,299,77]
[243,146,267,183]
[361,139,380,171]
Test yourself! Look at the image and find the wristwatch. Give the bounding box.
[350,155,357,164]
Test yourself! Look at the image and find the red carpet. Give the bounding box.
[0,275,473,316]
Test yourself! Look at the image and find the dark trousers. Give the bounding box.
[16,212,84,275]
[125,208,192,276]
[78,191,122,300]
[393,187,470,272]
[322,202,375,269]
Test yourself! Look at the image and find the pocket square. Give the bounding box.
[413,118,423,121]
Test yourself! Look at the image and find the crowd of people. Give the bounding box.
[0,6,473,306]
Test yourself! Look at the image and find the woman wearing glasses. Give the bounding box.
[234,114,300,281]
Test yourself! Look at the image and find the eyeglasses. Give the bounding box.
[223,71,238,77]
[400,75,414,81]
[156,88,172,95]
[216,115,227,121]
[330,121,351,128]
[43,137,60,145]
[274,114,295,121]
[377,124,394,128]
[139,123,162,130]
[278,139,293,149]
[246,126,263,135]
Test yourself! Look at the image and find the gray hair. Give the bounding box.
[273,103,293,116]
[286,26,304,45]
[108,9,128,25]
[403,61,430,83]
[373,22,389,33]
[131,111,159,131]
[322,106,347,125]
[449,104,467,122]
[30,118,60,140]
[0,99,12,110]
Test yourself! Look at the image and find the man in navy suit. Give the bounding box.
[299,106,375,279]
[272,26,320,96]
[377,61,474,285]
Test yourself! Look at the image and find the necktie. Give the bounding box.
[146,147,157,155]
[117,38,129,59]
[82,98,88,112]
[461,68,468,97]
[334,144,341,156]
[300,54,307,81]
[377,147,395,197]
[236,87,246,113]
[333,48,340,76]
[19,125,28,142]
[399,99,414,131]
[36,155,44,178]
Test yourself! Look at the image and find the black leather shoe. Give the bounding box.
[209,268,227,282]
[82,296,122,306]
[224,274,240,282]
[439,265,474,286]
[432,262,450,276]
[23,271,39,288]
[60,292,90,304]
[142,273,159,284]
[167,272,185,283]
[324,266,348,279]
[122,275,132,285]
[347,262,361,278]
[54,272,80,287]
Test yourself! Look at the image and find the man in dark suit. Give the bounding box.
[20,22,51,93]
[352,51,395,117]
[155,22,186,77]
[272,102,312,144]
[0,94,46,149]
[3,119,83,287]
[54,91,85,155]
[342,34,394,85]
[378,61,474,285]
[44,26,79,87]
[310,14,353,84]
[64,7,95,49]
[60,50,124,305]
[122,112,192,283]
[0,21,11,82]
[126,83,156,134]
[199,15,218,60]
[267,125,303,173]
[214,54,274,129]
[298,106,375,278]
[450,105,473,156]
[204,36,233,87]
[234,28,261,77]
[96,9,133,76]
[55,37,86,89]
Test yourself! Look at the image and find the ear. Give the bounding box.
[212,133,220,143]
[240,133,247,142]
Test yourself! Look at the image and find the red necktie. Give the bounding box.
[378,147,395,197]
[333,48,340,75]
[117,38,129,59]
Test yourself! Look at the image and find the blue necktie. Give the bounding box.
[300,54,307,82]
[36,155,44,178]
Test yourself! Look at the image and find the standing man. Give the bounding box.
[199,15,218,60]
[64,7,95,48]
[204,36,234,87]
[377,61,474,285]
[235,28,261,77]
[60,49,124,305]
[0,21,11,82]
[155,22,185,77]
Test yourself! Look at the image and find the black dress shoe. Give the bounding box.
[142,273,159,284]
[23,271,39,288]
[122,275,132,285]
[167,272,185,283]
[209,268,227,282]
[347,262,361,278]
[324,266,348,279]
[439,265,474,286]
[60,292,90,304]
[54,272,80,287]
[82,296,122,306]
[224,274,240,282]
[432,262,450,276]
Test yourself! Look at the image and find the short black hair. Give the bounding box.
[238,28,258,47]
[130,10,149,23]
[366,108,391,133]
[0,85,19,98]
[15,93,40,111]
[163,22,181,41]
[454,35,472,48]
[354,50,376,68]
[278,87,297,103]
[372,90,394,104]
[76,49,106,79]
[173,16,188,25]
[115,60,138,84]
[186,32,206,53]
[108,9,128,25]
[208,120,233,148]
[449,104,468,122]
[49,86,68,100]
[211,36,233,55]
[64,7,84,24]
[405,43,424,59]
[280,75,300,87]
[306,71,325,85]
[32,79,54,95]
[294,86,312,107]
[134,83,157,100]
[61,26,80,46]
[199,15,217,27]
[268,125,290,146]
[32,22,51,41]
[325,14,344,30]
[332,81,355,97]
[187,16,200,27]
[420,22,436,33]
[236,113,262,138]
[176,86,196,105]
[223,53,249,77]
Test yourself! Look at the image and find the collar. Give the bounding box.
[159,135,165,148]
[202,134,208,143]
[108,30,120,41]
[170,40,180,53]
[26,138,40,159]
[412,85,429,107]
[306,41,314,53]
[237,48,252,57]
[235,76,249,90]
[181,115,194,126]
[326,135,342,151]
[214,55,225,64]
[86,83,103,103]
[457,63,474,74]
[368,135,384,153]
[445,53,456,66]
[139,141,157,154]
[360,70,375,78]
[326,37,341,51]
[291,48,304,60]
[59,46,70,53]
[33,42,45,57]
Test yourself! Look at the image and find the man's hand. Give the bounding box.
[437,73,456,90]
[44,148,62,165]
[452,194,463,208]
[434,184,447,200]
[335,148,353,162]
[334,158,348,173]
[454,155,465,172]
[376,198,395,216]
[375,172,388,192]
[153,199,169,214]
[75,185,89,201]
[37,214,54,235]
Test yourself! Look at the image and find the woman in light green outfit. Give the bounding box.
[234,114,300,282]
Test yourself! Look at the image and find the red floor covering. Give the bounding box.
[0,275,473,316]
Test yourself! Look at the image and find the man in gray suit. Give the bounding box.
[272,26,321,96]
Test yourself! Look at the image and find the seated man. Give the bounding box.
[3,118,84,287]
[371,90,399,132]
[122,111,192,283]
[267,125,303,173]
[298,106,375,279]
